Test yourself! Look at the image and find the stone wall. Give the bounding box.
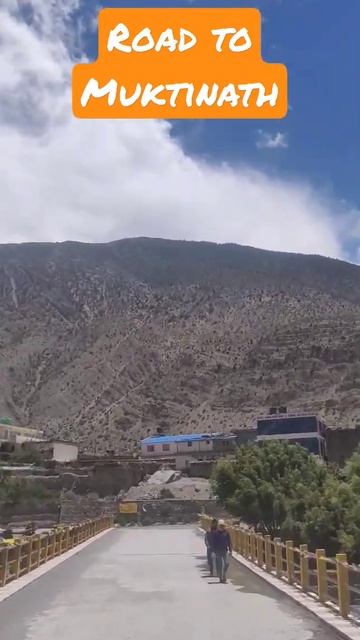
[14,460,166,498]
[188,460,214,478]
[117,499,224,526]
[59,494,225,526]
[60,492,117,524]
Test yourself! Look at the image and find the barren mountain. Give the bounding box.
[0,238,360,454]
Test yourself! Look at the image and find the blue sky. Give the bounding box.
[89,0,359,206]
[1,0,359,260]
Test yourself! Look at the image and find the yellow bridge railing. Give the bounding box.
[0,516,113,588]
[200,515,360,622]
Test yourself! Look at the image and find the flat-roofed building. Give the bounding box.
[0,423,44,445]
[26,440,79,463]
[140,432,237,470]
[255,410,327,460]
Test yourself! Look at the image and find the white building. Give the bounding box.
[26,440,79,463]
[51,441,79,463]
[0,423,44,445]
[140,433,237,470]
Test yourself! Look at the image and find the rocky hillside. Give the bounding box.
[0,238,360,454]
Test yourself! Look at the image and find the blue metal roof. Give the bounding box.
[141,433,236,445]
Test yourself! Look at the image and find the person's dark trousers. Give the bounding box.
[207,548,215,575]
[215,551,229,582]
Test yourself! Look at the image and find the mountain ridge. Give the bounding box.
[0,237,359,453]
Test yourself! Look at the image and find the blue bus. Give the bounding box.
[256,413,327,460]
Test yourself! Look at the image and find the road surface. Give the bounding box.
[0,526,341,640]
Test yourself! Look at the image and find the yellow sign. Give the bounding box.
[119,502,138,514]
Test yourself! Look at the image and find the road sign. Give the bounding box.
[119,502,138,514]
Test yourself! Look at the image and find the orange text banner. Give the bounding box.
[72,7,287,119]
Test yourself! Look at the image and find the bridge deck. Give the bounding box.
[0,526,341,639]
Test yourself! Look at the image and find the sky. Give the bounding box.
[0,0,359,260]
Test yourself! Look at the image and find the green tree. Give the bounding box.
[212,442,360,560]
[302,475,353,557]
[0,470,52,509]
[9,448,42,465]
[333,449,360,562]
[302,449,360,561]
[212,442,331,541]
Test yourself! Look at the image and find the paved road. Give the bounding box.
[0,526,341,640]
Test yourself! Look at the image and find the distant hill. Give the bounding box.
[0,237,359,453]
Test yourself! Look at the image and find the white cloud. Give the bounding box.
[0,1,354,259]
[256,130,288,149]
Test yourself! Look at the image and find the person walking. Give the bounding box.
[213,519,232,583]
[204,519,217,576]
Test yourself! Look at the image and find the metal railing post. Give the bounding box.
[235,529,241,554]
[0,548,9,587]
[336,553,350,618]
[15,544,21,579]
[286,540,294,584]
[229,527,235,552]
[36,536,41,567]
[245,531,250,560]
[274,538,282,577]
[27,538,33,572]
[264,535,272,571]
[257,535,264,568]
[240,529,244,554]
[50,533,55,559]
[316,549,327,603]
[44,534,49,562]
[300,544,309,592]
[250,533,256,562]
[65,527,70,551]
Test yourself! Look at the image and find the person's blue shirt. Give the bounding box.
[205,529,217,550]
[213,529,232,553]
